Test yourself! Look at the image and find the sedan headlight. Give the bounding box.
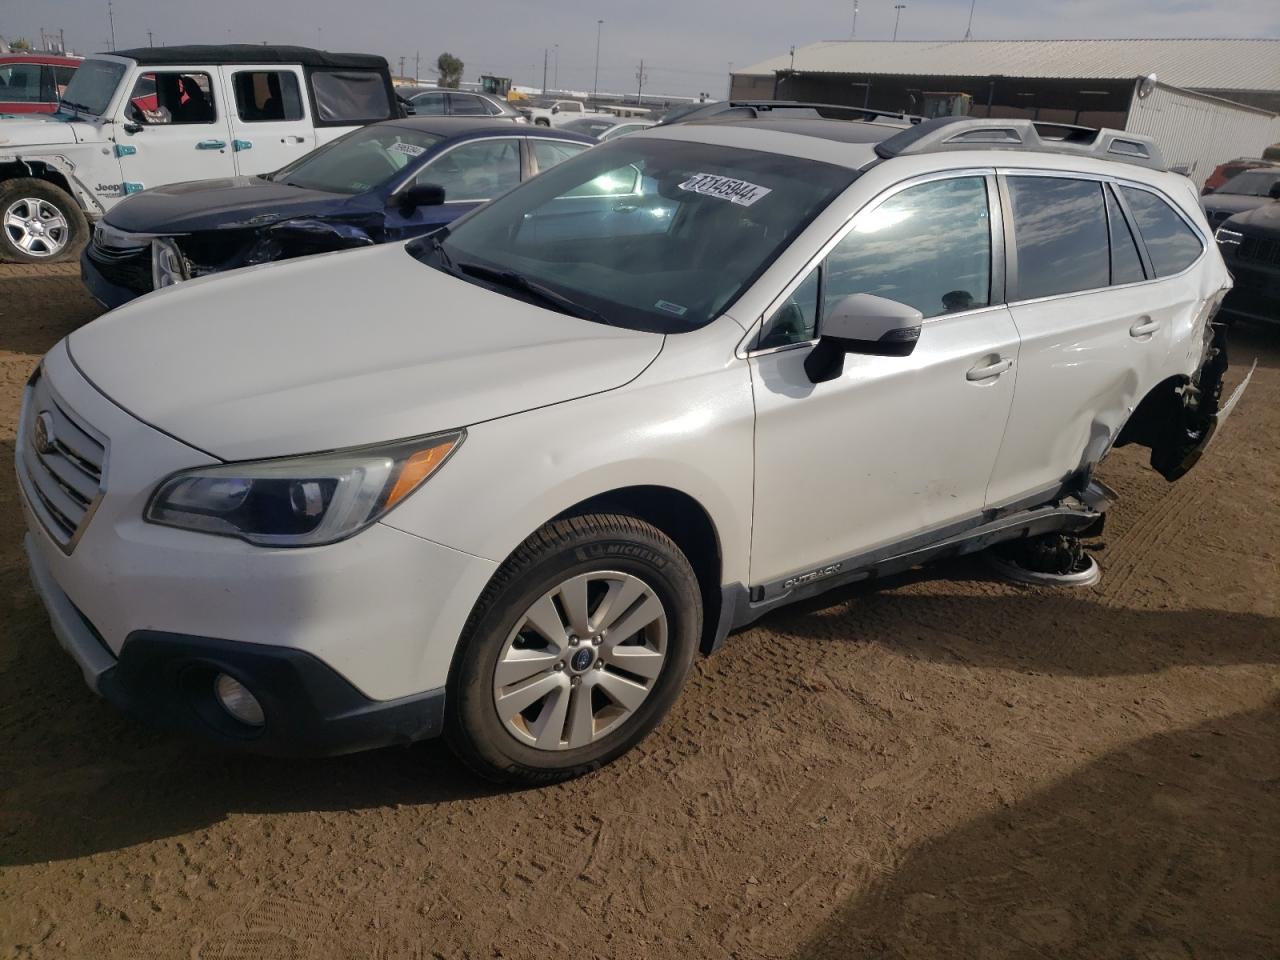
[146,432,463,546]
[152,238,188,289]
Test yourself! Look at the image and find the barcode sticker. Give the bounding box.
[678,173,772,207]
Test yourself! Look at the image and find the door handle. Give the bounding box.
[196,139,227,150]
[1129,316,1160,338]
[281,135,306,144]
[966,357,1013,381]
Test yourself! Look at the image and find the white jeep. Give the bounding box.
[19,115,1247,784]
[0,43,398,262]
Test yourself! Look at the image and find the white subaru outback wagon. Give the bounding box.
[19,113,1241,783]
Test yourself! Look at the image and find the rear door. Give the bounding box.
[984,172,1176,507]
[222,65,315,174]
[114,65,236,191]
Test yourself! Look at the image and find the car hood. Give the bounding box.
[69,243,664,461]
[1203,194,1270,217]
[0,115,80,146]
[105,176,351,234]
[1223,202,1280,239]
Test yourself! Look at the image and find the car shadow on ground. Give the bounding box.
[790,697,1280,959]
[763,558,1280,678]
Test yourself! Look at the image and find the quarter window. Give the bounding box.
[417,139,521,201]
[1008,176,1109,300]
[1119,186,1203,277]
[126,71,217,124]
[232,70,304,122]
[531,140,589,173]
[825,176,992,319]
[759,267,820,348]
[311,70,391,123]
[1105,185,1146,285]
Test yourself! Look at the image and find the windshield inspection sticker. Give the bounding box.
[678,173,772,207]
[390,141,426,158]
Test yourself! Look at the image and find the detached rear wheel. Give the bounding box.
[0,178,88,263]
[446,514,701,784]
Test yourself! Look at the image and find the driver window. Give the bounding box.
[127,71,217,125]
[759,267,820,349]
[824,176,992,320]
[416,139,520,201]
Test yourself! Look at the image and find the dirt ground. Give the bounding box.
[0,263,1276,960]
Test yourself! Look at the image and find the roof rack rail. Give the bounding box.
[660,99,922,128]
[874,117,1166,171]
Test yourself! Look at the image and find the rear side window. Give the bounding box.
[1008,176,1109,300]
[233,70,304,122]
[311,70,391,123]
[449,94,488,116]
[531,139,589,173]
[1105,185,1146,285]
[411,91,446,115]
[824,176,992,319]
[1119,187,1203,277]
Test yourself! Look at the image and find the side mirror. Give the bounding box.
[1268,181,1280,200]
[396,183,445,212]
[551,105,560,115]
[804,293,924,384]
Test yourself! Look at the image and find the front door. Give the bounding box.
[221,65,315,175]
[114,66,236,192]
[749,173,1020,586]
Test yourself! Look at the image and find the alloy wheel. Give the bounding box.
[4,197,70,258]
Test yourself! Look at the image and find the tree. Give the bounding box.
[437,52,464,89]
[10,37,32,52]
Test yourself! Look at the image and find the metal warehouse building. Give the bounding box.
[731,39,1280,183]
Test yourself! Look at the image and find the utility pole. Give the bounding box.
[398,56,406,80]
[60,28,66,53]
[415,51,420,83]
[553,44,559,92]
[542,48,548,95]
[892,3,906,41]
[964,0,977,39]
[147,30,154,47]
[107,0,117,51]
[592,20,603,103]
[851,0,860,38]
[635,59,647,105]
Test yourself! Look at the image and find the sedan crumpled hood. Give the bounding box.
[104,176,349,234]
[69,244,664,461]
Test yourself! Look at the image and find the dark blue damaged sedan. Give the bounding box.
[81,116,593,308]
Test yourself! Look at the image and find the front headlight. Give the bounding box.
[151,237,188,289]
[145,431,463,547]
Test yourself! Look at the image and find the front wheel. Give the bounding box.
[0,178,88,263]
[446,514,702,784]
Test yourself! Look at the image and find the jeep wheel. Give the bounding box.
[446,514,701,784]
[535,118,550,127]
[0,178,88,264]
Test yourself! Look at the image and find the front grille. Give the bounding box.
[17,370,108,550]
[89,224,154,294]
[1237,235,1280,267]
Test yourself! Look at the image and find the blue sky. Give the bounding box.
[6,0,1279,97]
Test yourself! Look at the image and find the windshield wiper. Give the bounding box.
[455,260,613,326]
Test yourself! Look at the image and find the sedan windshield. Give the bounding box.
[422,138,856,332]
[58,58,126,116]
[273,126,443,194]
[1217,169,1280,196]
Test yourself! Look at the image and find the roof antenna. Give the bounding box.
[964,0,976,39]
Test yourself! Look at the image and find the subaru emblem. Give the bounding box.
[33,411,56,456]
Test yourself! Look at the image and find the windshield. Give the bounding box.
[59,58,126,116]
[421,138,856,332]
[1217,169,1280,197]
[272,125,443,194]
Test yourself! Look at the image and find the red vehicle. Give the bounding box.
[1201,157,1277,195]
[0,53,80,114]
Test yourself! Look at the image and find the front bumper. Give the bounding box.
[80,246,144,309]
[26,534,445,755]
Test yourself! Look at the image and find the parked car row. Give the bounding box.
[12,96,1247,782]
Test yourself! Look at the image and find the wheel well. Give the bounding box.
[0,161,77,202]
[1115,374,1189,450]
[555,486,724,655]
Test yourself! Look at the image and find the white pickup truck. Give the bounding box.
[0,43,398,262]
[524,99,592,128]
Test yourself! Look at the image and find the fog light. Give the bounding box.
[214,673,265,727]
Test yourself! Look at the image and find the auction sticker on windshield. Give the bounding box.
[678,173,772,207]
[391,142,427,158]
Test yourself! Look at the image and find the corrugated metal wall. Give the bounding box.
[1126,83,1280,185]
